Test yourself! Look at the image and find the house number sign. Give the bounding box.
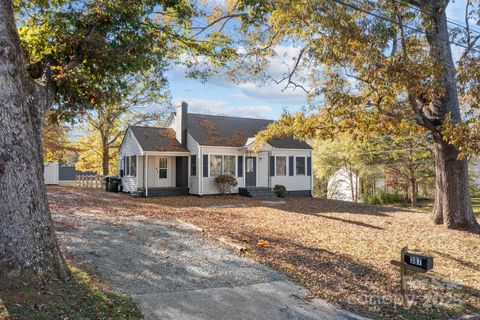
[391,246,434,306]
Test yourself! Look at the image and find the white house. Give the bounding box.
[118,102,313,197]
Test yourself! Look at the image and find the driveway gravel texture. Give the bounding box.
[53,209,366,320]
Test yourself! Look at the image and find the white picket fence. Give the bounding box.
[75,175,105,189]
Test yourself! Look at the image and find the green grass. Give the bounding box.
[0,263,142,320]
[417,198,480,217]
[471,198,480,216]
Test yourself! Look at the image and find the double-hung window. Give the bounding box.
[276,156,287,176]
[125,156,131,176]
[296,157,306,175]
[223,156,235,176]
[210,155,223,177]
[130,156,136,177]
[124,156,136,177]
[191,155,197,176]
[159,158,167,179]
[209,155,236,177]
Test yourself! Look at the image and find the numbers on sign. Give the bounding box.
[409,256,422,266]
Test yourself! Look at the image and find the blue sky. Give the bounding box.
[153,1,471,120]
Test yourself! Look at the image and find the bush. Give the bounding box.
[363,190,404,205]
[273,185,287,198]
[214,175,238,195]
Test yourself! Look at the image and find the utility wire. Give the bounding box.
[391,0,480,35]
[330,0,480,55]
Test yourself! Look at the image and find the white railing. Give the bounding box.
[75,175,105,189]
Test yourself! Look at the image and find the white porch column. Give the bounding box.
[145,153,148,197]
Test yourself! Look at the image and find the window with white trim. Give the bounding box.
[224,156,236,176]
[276,156,287,176]
[296,157,306,175]
[159,158,167,179]
[209,155,236,177]
[210,155,223,177]
[125,156,131,176]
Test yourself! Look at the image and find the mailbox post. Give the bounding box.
[391,246,434,307]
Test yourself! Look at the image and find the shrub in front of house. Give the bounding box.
[214,175,238,195]
[274,185,287,198]
[363,190,404,205]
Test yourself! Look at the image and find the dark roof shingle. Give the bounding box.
[187,114,312,149]
[130,126,188,152]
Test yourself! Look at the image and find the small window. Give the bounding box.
[191,155,197,176]
[130,156,137,177]
[276,156,287,176]
[246,158,254,173]
[210,155,222,177]
[224,156,236,176]
[296,157,306,175]
[159,158,167,179]
[126,156,131,176]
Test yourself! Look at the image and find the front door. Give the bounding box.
[245,157,256,187]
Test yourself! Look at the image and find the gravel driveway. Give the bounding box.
[53,210,366,320]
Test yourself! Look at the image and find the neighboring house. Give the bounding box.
[44,162,59,185]
[118,102,313,197]
[43,163,96,186]
[327,167,389,202]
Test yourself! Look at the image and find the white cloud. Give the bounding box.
[172,98,274,118]
[168,44,311,105]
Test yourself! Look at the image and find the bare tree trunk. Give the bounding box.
[0,0,68,279]
[421,1,479,231]
[102,141,109,176]
[409,177,417,207]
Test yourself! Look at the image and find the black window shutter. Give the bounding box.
[203,154,208,177]
[237,156,243,177]
[270,156,275,176]
[307,157,312,176]
[289,156,294,176]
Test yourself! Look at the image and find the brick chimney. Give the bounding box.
[176,101,188,146]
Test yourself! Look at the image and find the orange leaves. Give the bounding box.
[256,239,273,248]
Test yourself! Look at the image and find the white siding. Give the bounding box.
[200,146,245,195]
[257,151,269,187]
[187,132,200,195]
[44,162,59,185]
[270,149,312,192]
[327,167,357,201]
[119,128,143,192]
[198,146,312,195]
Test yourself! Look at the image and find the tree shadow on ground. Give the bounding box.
[229,233,480,319]
[47,186,410,219]
[432,250,480,271]
[315,214,385,230]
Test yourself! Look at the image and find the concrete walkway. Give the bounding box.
[53,211,367,320]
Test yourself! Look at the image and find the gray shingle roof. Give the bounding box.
[130,126,189,152]
[187,113,312,149]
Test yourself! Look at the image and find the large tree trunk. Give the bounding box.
[421,1,480,231]
[0,0,68,279]
[432,137,479,229]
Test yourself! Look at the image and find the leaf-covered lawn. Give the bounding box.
[47,186,480,319]
[0,261,141,320]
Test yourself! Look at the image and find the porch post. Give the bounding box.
[145,153,148,197]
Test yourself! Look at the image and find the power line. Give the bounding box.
[391,0,480,35]
[330,0,480,55]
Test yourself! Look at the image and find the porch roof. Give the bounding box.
[130,126,189,153]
